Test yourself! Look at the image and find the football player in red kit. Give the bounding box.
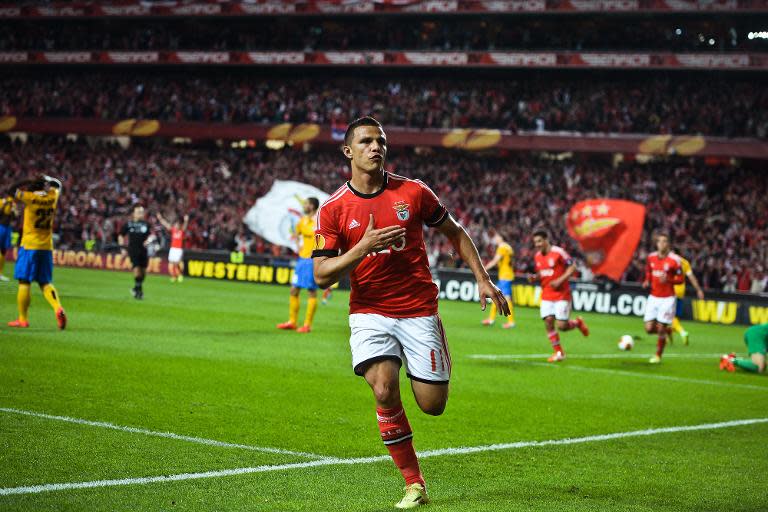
[157,213,189,282]
[643,232,684,364]
[312,117,509,509]
[531,229,589,362]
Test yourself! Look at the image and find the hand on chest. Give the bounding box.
[344,195,416,244]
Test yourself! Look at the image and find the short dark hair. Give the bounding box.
[655,231,671,242]
[344,116,383,145]
[307,197,319,211]
[532,228,549,239]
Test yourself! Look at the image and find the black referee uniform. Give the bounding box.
[121,220,150,298]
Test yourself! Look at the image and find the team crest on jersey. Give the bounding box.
[549,258,555,267]
[314,234,326,250]
[393,200,410,221]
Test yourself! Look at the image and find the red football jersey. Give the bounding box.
[313,172,448,318]
[645,251,683,298]
[170,227,184,249]
[534,245,573,301]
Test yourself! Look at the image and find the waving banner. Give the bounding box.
[243,180,330,249]
[566,199,646,281]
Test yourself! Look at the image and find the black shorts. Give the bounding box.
[129,249,148,269]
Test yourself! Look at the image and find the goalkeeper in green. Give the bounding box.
[720,324,767,374]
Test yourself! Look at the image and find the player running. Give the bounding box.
[482,232,516,328]
[670,253,705,345]
[277,197,320,334]
[157,213,189,283]
[530,229,589,362]
[119,205,154,300]
[0,193,16,281]
[312,117,509,509]
[642,232,684,364]
[720,323,767,374]
[7,175,67,329]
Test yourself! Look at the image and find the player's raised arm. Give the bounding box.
[436,214,510,315]
[156,213,172,231]
[42,175,62,190]
[313,213,405,289]
[7,178,37,196]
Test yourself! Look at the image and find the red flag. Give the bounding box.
[566,199,646,281]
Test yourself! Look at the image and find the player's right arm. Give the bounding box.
[313,213,405,289]
[156,213,172,231]
[642,259,651,289]
[118,224,128,255]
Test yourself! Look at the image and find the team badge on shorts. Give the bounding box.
[393,200,410,221]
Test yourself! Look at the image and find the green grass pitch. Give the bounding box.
[1,265,766,511]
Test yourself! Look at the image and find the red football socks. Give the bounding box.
[548,330,563,353]
[377,403,424,486]
[656,325,667,357]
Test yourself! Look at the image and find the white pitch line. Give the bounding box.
[469,354,768,391]
[555,364,768,391]
[0,407,327,460]
[469,353,724,360]
[1,417,766,496]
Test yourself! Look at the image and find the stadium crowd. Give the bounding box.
[3,73,768,139]
[2,17,762,52]
[2,136,766,293]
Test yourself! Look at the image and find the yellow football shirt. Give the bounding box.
[296,215,316,259]
[0,196,14,224]
[16,188,59,250]
[674,256,692,298]
[497,242,514,280]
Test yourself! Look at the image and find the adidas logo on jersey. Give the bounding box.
[348,219,361,229]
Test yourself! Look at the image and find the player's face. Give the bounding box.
[302,200,313,215]
[344,125,387,173]
[656,235,670,253]
[133,207,145,221]
[533,235,548,252]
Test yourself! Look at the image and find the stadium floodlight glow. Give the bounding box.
[708,38,715,46]
[675,28,682,36]
[748,31,768,40]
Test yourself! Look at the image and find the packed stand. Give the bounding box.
[1,136,766,293]
[3,72,767,139]
[2,16,765,52]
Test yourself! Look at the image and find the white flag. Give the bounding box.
[243,180,330,249]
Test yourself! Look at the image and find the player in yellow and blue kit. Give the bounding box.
[7,175,67,329]
[482,233,516,328]
[277,197,320,333]
[671,254,705,345]
[0,193,17,281]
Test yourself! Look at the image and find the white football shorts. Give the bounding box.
[349,313,451,384]
[540,300,571,321]
[168,247,184,264]
[643,295,676,324]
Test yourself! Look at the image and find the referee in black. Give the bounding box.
[119,205,153,300]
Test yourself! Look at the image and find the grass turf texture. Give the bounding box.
[1,265,766,511]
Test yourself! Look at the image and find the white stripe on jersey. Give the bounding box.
[316,185,349,231]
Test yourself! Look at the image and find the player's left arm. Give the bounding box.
[686,270,705,299]
[484,253,501,272]
[42,175,62,190]
[436,215,510,315]
[551,263,577,290]
[669,265,685,285]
